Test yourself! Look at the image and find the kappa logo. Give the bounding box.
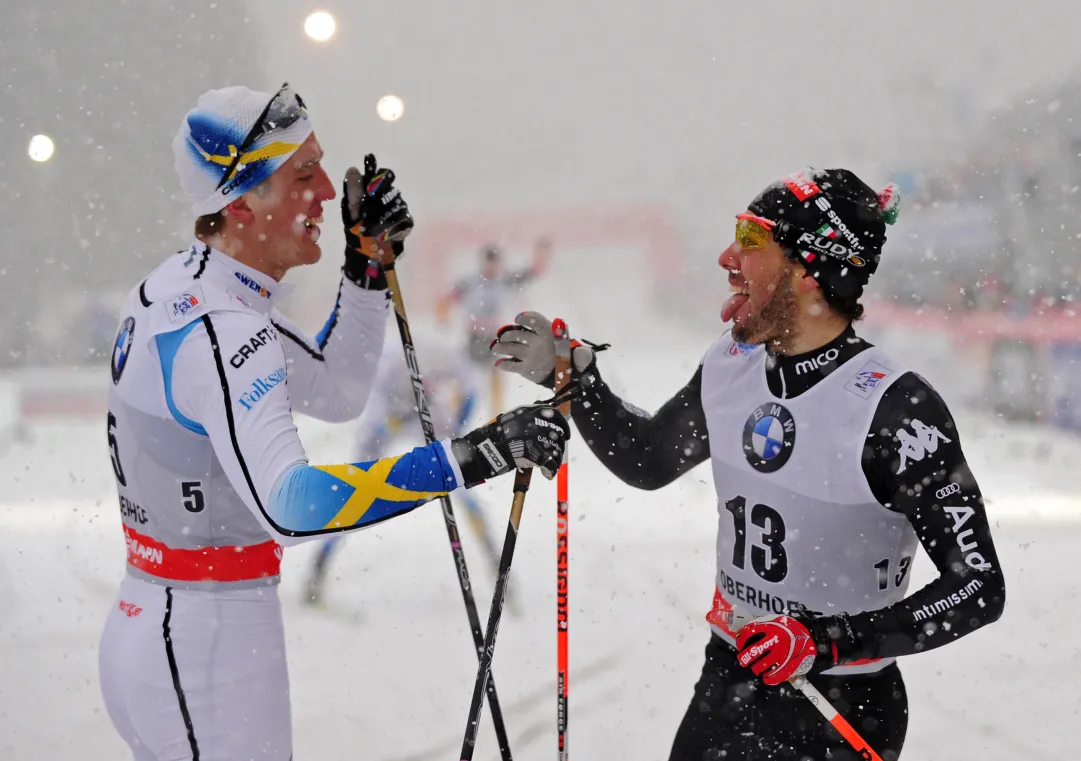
[895,419,952,474]
[166,287,205,323]
[784,172,821,201]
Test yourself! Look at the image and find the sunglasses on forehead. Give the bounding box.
[215,82,308,191]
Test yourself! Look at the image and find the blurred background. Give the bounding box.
[3,1,1081,759]
[6,0,1081,427]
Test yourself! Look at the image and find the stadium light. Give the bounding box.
[377,95,405,122]
[304,11,336,42]
[28,134,55,162]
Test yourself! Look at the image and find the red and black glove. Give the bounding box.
[735,615,838,686]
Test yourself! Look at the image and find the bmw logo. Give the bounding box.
[742,402,796,473]
[111,316,135,385]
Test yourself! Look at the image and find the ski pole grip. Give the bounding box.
[552,318,572,414]
[513,468,533,494]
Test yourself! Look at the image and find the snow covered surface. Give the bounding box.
[0,333,1074,760]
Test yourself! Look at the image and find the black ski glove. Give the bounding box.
[341,153,414,290]
[451,404,570,486]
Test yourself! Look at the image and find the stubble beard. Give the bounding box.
[731,262,799,350]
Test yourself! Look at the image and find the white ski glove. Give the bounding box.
[491,311,596,389]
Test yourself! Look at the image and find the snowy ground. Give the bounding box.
[0,337,1077,760]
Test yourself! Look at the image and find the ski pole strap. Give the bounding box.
[577,338,611,353]
[536,383,583,410]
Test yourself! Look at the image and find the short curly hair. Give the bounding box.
[781,245,865,323]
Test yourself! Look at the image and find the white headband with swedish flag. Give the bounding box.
[173,85,314,217]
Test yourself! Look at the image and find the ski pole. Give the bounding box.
[722,606,885,761]
[382,258,514,761]
[461,490,521,615]
[552,318,572,761]
[460,469,533,761]
[791,677,885,761]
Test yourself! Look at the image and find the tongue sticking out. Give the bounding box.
[722,293,750,323]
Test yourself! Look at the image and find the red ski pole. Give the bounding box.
[791,677,885,761]
[552,317,572,761]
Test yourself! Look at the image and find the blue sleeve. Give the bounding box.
[268,441,459,535]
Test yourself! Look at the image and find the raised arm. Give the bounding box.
[571,361,710,489]
[492,310,710,490]
[270,279,386,422]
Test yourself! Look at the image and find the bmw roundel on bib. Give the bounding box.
[742,402,796,472]
[111,316,135,385]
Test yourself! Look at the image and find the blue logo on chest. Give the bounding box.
[742,402,796,473]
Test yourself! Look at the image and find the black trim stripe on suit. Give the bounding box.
[202,315,273,525]
[192,244,210,279]
[163,587,200,760]
[271,320,325,362]
[138,280,153,307]
[204,316,427,537]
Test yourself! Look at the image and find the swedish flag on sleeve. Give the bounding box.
[269,442,458,535]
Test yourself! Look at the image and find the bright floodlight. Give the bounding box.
[28,134,55,162]
[304,11,336,42]
[377,95,405,122]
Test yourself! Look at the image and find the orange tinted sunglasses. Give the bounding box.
[735,213,777,250]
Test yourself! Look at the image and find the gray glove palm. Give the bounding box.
[491,311,594,388]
